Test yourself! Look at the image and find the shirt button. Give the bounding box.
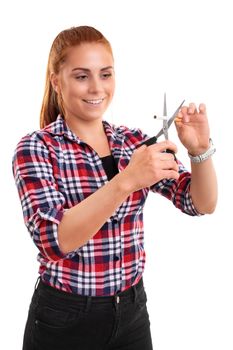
[114,255,120,261]
[112,218,118,224]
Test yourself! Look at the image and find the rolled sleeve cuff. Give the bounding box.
[27,207,67,262]
[180,192,204,217]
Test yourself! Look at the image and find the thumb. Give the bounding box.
[136,144,147,152]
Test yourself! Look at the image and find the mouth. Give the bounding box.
[83,98,105,105]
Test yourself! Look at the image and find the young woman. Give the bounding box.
[12,25,217,350]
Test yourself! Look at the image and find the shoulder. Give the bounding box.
[13,117,61,153]
[12,127,56,179]
[13,129,51,154]
[12,123,59,168]
[104,120,148,146]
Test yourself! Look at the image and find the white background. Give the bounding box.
[1,0,232,349]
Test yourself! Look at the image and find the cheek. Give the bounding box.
[62,82,85,100]
[108,80,115,96]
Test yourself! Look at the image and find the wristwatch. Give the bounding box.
[188,138,216,163]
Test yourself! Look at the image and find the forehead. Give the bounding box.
[63,43,114,69]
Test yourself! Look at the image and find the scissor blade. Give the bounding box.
[163,93,168,140]
[155,99,185,139]
[163,93,167,117]
[167,99,185,128]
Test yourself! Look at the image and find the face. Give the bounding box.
[52,43,115,123]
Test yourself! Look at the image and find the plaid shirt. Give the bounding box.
[12,115,200,296]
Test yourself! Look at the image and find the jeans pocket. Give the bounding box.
[23,302,38,350]
[137,289,147,308]
[35,305,80,330]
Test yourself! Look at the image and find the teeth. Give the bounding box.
[85,99,103,104]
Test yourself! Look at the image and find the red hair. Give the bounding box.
[40,26,113,128]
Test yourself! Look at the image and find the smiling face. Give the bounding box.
[51,43,115,124]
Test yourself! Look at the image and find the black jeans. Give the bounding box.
[23,278,153,350]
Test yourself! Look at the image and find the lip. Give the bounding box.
[83,98,105,105]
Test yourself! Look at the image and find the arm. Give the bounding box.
[58,141,179,254]
[190,158,217,214]
[13,134,179,258]
[57,172,132,254]
[13,135,130,259]
[12,135,67,261]
[175,103,218,214]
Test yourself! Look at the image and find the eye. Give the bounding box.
[101,72,112,79]
[75,75,88,81]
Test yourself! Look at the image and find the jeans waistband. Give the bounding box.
[36,278,144,306]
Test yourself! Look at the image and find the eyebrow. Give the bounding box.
[71,66,114,72]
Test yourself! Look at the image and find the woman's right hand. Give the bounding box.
[121,141,180,192]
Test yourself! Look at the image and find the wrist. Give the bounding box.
[188,138,216,163]
[188,139,210,156]
[114,170,135,196]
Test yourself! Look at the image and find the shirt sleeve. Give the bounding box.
[12,134,68,262]
[150,161,202,216]
[125,126,202,217]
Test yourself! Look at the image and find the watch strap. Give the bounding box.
[188,138,216,163]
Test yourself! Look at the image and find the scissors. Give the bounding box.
[141,93,185,148]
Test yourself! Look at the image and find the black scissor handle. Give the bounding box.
[141,136,158,146]
[141,137,177,161]
[165,149,177,161]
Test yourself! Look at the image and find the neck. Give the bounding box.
[65,116,105,141]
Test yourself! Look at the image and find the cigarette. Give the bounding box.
[153,115,169,120]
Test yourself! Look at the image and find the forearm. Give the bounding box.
[190,158,218,214]
[58,171,133,254]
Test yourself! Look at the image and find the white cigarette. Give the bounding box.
[153,115,169,120]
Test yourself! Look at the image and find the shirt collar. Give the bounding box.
[43,115,120,146]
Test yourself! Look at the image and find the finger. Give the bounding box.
[160,152,177,161]
[160,159,179,171]
[188,103,197,114]
[175,112,183,123]
[174,108,184,123]
[162,170,179,180]
[136,144,147,152]
[179,106,190,122]
[180,106,188,115]
[182,108,190,123]
[148,140,178,153]
[199,103,206,114]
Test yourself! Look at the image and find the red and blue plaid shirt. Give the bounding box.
[12,115,200,296]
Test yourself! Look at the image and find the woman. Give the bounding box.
[12,25,217,350]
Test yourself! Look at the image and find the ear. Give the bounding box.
[50,72,60,93]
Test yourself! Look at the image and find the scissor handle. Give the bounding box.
[141,136,177,161]
[165,149,177,161]
[141,136,158,146]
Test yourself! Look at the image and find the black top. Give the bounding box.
[100,155,119,181]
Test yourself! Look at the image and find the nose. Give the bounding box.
[88,76,103,94]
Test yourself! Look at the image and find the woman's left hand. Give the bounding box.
[175,103,210,156]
